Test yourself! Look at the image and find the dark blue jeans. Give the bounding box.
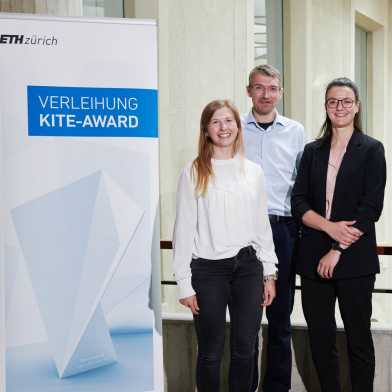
[261,219,297,392]
[191,246,264,392]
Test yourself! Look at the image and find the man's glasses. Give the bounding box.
[326,98,355,109]
[250,84,281,95]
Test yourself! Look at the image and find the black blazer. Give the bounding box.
[291,130,386,279]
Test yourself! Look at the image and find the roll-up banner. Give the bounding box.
[0,14,163,392]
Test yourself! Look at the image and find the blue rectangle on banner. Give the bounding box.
[27,86,158,137]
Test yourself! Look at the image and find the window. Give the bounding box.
[355,25,368,132]
[83,0,124,17]
[254,0,284,112]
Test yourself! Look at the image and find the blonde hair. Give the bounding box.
[248,64,282,87]
[192,100,243,195]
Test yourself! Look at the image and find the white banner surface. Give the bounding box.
[0,14,162,392]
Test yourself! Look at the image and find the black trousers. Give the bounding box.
[301,275,375,392]
[191,246,264,392]
[261,218,297,392]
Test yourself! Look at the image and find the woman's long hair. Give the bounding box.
[319,77,363,140]
[192,99,243,195]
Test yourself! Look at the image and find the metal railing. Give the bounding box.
[160,241,392,294]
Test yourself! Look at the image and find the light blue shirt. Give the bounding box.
[242,111,305,216]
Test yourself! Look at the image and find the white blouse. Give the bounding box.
[172,155,278,299]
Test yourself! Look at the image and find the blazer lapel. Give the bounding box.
[330,131,363,219]
[315,138,330,218]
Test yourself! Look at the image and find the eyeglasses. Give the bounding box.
[326,98,355,109]
[250,84,281,95]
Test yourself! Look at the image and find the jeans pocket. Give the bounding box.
[190,258,205,271]
[190,259,212,280]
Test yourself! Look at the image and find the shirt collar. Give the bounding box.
[246,110,288,129]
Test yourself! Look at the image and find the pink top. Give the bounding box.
[325,147,346,219]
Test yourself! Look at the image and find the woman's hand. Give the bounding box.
[317,250,341,279]
[262,280,276,307]
[324,220,362,246]
[302,211,363,247]
[179,295,199,315]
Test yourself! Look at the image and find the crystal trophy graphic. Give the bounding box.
[11,171,144,378]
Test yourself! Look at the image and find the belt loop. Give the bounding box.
[232,254,239,272]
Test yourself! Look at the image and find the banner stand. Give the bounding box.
[0,14,163,392]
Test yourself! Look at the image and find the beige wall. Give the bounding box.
[388,0,392,247]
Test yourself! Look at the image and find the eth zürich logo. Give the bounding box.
[0,33,58,46]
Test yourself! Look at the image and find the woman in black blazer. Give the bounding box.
[291,77,386,392]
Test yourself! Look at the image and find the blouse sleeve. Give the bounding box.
[254,168,278,275]
[172,166,198,299]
